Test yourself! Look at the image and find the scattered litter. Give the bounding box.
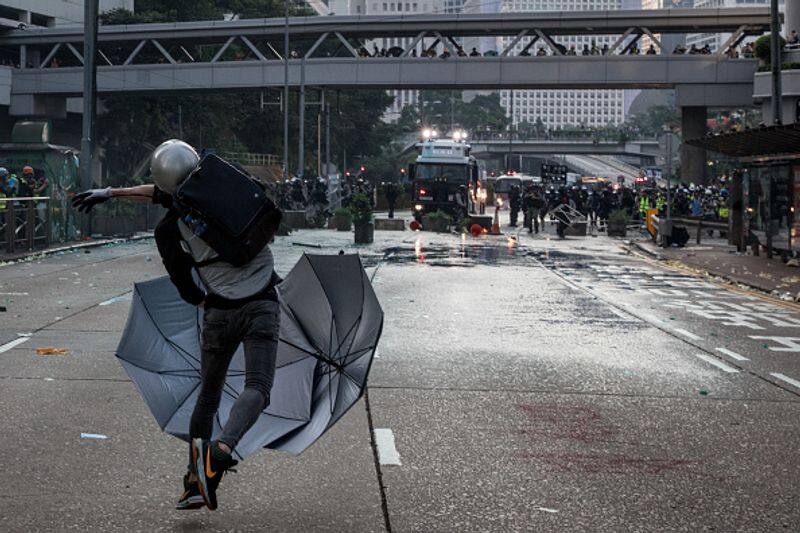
[534,507,559,514]
[0,306,5,312]
[762,343,769,349]
[292,242,324,248]
[43,377,54,382]
[80,433,108,440]
[83,249,91,254]
[17,333,31,337]
[145,257,152,262]
[36,347,69,356]
[699,389,709,396]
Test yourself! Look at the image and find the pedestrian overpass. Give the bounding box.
[0,6,773,183]
[5,7,768,100]
[469,139,661,159]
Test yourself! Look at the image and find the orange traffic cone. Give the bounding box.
[491,206,501,235]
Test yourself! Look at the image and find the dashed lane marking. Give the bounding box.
[716,347,749,362]
[770,373,800,390]
[99,293,132,306]
[673,328,703,341]
[373,428,402,466]
[0,337,30,353]
[693,353,740,373]
[609,307,634,320]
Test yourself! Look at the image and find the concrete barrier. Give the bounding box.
[375,218,405,231]
[283,210,307,230]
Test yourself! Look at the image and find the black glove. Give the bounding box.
[72,188,112,213]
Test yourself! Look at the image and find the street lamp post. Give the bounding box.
[81,0,99,236]
[664,128,673,222]
[770,0,783,125]
[283,0,290,180]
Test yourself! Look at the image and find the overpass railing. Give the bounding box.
[220,152,280,167]
[4,8,770,70]
[0,197,51,255]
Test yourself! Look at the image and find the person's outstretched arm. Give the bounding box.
[72,184,156,213]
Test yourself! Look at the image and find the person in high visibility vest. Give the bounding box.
[638,194,650,220]
[718,199,730,221]
[655,193,666,215]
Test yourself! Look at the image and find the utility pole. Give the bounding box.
[324,91,331,181]
[80,0,98,235]
[317,95,322,178]
[178,104,183,139]
[283,0,290,179]
[298,57,305,178]
[771,0,783,125]
[664,128,673,222]
[507,91,514,172]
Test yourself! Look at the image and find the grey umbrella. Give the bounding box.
[115,253,383,459]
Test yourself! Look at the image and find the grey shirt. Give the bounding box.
[177,220,274,300]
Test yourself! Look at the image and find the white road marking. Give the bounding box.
[641,313,663,323]
[534,507,559,514]
[609,307,633,320]
[716,348,749,362]
[673,328,703,341]
[99,293,132,306]
[0,336,30,353]
[80,433,108,440]
[770,373,800,390]
[693,353,739,373]
[374,428,402,466]
[749,336,800,352]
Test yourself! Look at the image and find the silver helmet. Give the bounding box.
[150,139,199,193]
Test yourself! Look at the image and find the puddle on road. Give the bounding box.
[378,241,532,268]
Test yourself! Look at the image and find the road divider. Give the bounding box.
[693,353,739,373]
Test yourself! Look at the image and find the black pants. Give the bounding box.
[387,201,395,219]
[190,299,280,454]
[510,208,519,226]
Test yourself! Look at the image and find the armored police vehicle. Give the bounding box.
[409,137,481,221]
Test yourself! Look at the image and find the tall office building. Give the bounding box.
[0,1,133,27]
[359,0,443,121]
[687,0,780,51]
[499,0,626,129]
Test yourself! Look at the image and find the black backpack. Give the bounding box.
[173,154,282,267]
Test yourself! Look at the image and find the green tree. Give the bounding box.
[397,90,508,136]
[97,1,386,182]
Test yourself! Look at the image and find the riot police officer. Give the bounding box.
[508,185,522,227]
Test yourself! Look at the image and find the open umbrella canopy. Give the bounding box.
[116,253,383,459]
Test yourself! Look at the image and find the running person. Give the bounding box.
[72,140,281,511]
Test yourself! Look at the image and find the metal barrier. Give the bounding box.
[0,197,51,255]
[672,217,728,245]
[219,152,280,167]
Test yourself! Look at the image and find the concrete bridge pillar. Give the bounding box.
[680,106,707,186]
[786,0,800,37]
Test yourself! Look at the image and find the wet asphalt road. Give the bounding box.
[0,217,798,532]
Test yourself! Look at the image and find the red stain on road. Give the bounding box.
[516,404,618,443]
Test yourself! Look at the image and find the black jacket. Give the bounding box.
[151,187,279,308]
